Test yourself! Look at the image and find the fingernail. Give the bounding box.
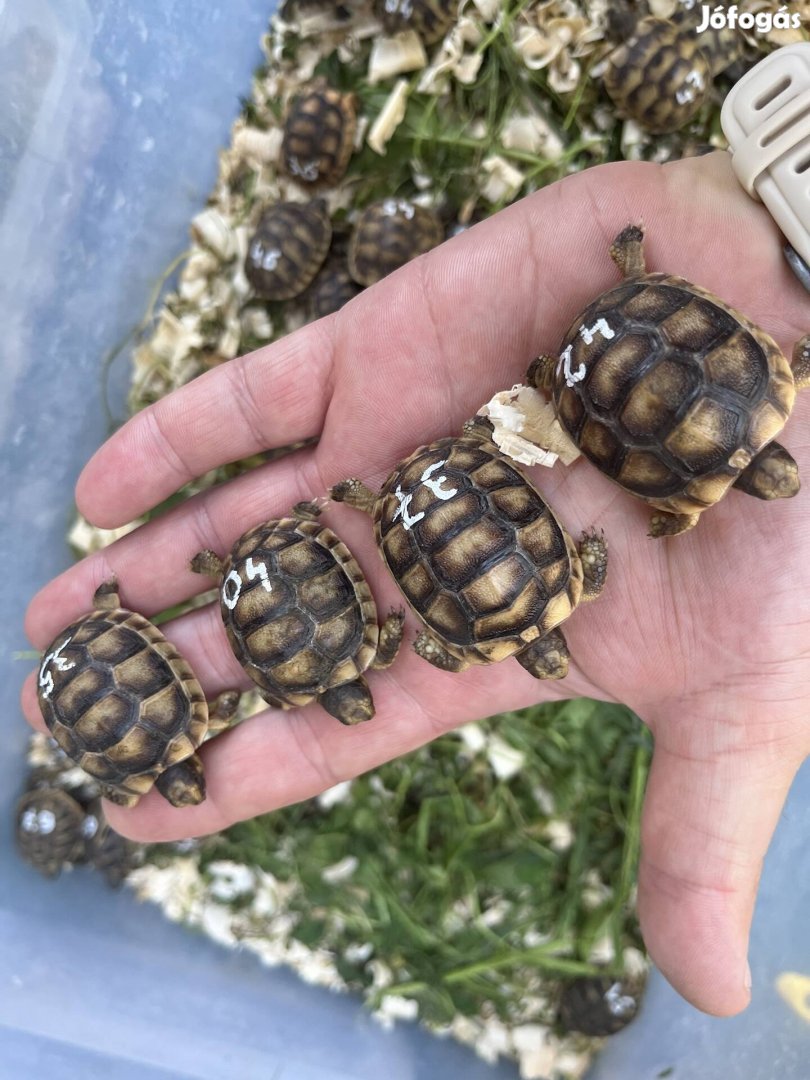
[744,961,752,993]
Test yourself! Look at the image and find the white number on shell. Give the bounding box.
[393,459,459,532]
[222,560,272,611]
[38,637,75,700]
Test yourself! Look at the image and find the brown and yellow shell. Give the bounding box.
[348,198,443,287]
[669,3,743,77]
[372,437,583,665]
[245,200,332,300]
[217,518,379,709]
[309,252,363,318]
[374,0,458,44]
[83,799,141,887]
[604,16,712,133]
[15,788,87,878]
[549,274,796,517]
[37,607,208,805]
[281,80,357,187]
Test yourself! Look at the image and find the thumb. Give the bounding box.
[636,711,803,1016]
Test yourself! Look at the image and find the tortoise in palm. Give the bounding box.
[529,225,810,537]
[37,580,238,808]
[191,502,404,725]
[331,431,607,679]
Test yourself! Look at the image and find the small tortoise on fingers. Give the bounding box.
[331,430,607,679]
[529,225,810,538]
[36,580,239,808]
[281,79,357,188]
[245,200,332,301]
[191,502,404,725]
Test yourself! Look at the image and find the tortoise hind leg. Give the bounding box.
[648,510,700,538]
[320,675,375,725]
[792,336,810,389]
[206,690,240,735]
[413,629,470,673]
[93,579,121,611]
[371,609,406,670]
[733,442,799,500]
[578,530,608,601]
[101,786,139,808]
[516,628,569,680]
[155,753,206,807]
[610,225,646,278]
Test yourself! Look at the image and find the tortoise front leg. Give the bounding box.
[609,224,646,278]
[578,530,608,601]
[190,550,226,578]
[526,354,557,393]
[320,675,375,725]
[413,629,470,672]
[154,753,206,807]
[206,689,240,734]
[515,628,569,680]
[648,509,700,538]
[733,442,800,500]
[371,609,405,670]
[330,478,377,515]
[792,335,810,389]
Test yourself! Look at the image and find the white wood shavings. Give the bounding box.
[486,735,526,781]
[191,208,237,260]
[68,514,140,557]
[545,819,574,852]
[417,18,483,93]
[469,0,501,22]
[232,124,284,166]
[375,994,419,1028]
[216,315,242,361]
[321,855,359,884]
[368,31,427,84]
[317,779,354,808]
[240,306,274,342]
[480,154,525,203]
[149,310,204,366]
[648,0,677,15]
[367,79,410,156]
[479,385,581,467]
[512,1024,558,1080]
[501,112,564,161]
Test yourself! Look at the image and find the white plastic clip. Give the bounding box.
[722,43,810,269]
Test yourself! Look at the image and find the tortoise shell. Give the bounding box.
[281,80,357,187]
[558,976,641,1036]
[348,198,443,287]
[309,251,363,318]
[372,437,583,665]
[216,517,379,708]
[374,0,457,44]
[37,602,208,805]
[670,3,743,76]
[83,799,141,887]
[604,16,711,133]
[549,274,796,517]
[16,788,86,878]
[245,200,332,300]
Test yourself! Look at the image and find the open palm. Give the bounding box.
[23,152,810,1018]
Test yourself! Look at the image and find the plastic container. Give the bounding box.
[2,3,808,1077]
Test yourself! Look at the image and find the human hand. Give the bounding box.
[23,152,810,1017]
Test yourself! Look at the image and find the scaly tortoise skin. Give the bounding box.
[374,0,458,44]
[245,200,332,300]
[348,198,443,287]
[36,580,238,808]
[191,503,404,725]
[604,16,712,134]
[331,433,607,679]
[529,225,810,538]
[281,79,357,187]
[15,788,86,878]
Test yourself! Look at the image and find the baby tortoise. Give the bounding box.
[281,79,357,188]
[374,0,458,44]
[15,788,86,878]
[331,430,607,679]
[37,580,239,808]
[604,16,712,133]
[529,225,810,537]
[245,200,332,300]
[83,799,142,887]
[558,976,642,1036]
[309,250,363,319]
[348,198,443,287]
[191,502,404,725]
